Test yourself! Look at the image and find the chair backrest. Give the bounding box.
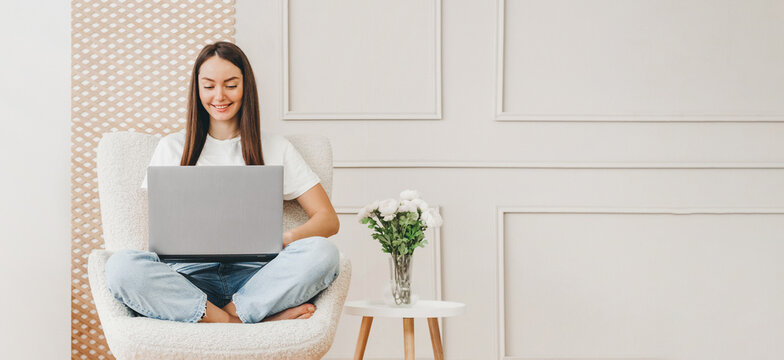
[96,131,333,251]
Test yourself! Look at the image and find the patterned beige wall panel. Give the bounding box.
[71,1,235,358]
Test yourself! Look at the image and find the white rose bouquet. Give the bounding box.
[357,190,443,255]
[358,190,442,305]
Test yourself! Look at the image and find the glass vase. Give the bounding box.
[389,253,414,305]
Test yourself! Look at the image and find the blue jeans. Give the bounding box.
[105,236,340,323]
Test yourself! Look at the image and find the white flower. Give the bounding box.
[365,200,380,212]
[398,200,418,213]
[357,201,380,222]
[399,189,420,201]
[430,209,443,227]
[357,207,371,222]
[397,200,419,220]
[421,211,433,227]
[421,208,443,228]
[378,198,399,217]
[411,198,429,212]
[383,214,397,221]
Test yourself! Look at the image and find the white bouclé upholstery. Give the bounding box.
[88,131,351,359]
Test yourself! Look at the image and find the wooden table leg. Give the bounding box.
[353,316,373,360]
[427,317,444,360]
[403,317,415,360]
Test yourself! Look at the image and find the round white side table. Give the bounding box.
[344,300,466,360]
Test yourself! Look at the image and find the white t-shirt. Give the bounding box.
[141,130,321,201]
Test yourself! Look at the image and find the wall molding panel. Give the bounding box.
[496,207,784,360]
[494,0,784,122]
[282,0,442,120]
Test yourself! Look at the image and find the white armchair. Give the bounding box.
[88,131,351,359]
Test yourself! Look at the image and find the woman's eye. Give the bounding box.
[227,85,237,89]
[203,86,214,89]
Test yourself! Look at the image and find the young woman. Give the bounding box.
[105,41,341,323]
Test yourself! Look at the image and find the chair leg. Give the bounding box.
[403,318,415,360]
[353,316,373,360]
[427,317,444,360]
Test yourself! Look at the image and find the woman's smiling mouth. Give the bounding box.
[212,103,232,112]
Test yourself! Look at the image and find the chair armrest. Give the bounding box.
[88,249,134,321]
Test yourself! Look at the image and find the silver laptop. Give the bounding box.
[147,165,283,262]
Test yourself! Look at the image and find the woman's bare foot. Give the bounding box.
[199,300,241,323]
[262,303,316,322]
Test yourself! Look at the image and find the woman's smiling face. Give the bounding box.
[198,56,244,125]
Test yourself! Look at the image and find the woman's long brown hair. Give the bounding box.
[180,41,264,166]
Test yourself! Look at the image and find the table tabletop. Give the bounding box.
[344,299,466,318]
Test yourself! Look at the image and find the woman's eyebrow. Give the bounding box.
[199,76,240,82]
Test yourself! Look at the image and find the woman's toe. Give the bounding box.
[294,304,312,316]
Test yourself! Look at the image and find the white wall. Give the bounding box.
[0,1,71,359]
[238,0,784,359]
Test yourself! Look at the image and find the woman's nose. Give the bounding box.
[215,87,225,100]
